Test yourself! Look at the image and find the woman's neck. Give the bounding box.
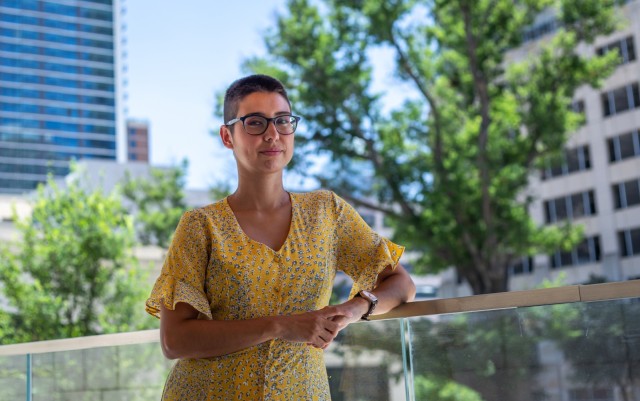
[229,174,289,212]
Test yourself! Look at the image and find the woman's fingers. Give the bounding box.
[278,306,359,349]
[318,305,353,320]
[278,311,339,344]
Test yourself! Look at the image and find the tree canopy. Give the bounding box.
[122,160,189,249]
[240,0,622,293]
[0,172,154,344]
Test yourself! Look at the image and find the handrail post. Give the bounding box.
[401,318,416,401]
[26,353,32,401]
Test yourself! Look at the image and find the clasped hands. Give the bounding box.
[276,298,368,350]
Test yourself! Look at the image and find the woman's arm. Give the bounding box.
[331,263,416,327]
[160,264,414,359]
[159,302,354,359]
[370,262,416,315]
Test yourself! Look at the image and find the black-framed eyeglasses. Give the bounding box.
[225,114,301,136]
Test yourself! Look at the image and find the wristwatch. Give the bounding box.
[354,290,378,321]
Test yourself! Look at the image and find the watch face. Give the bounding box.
[361,290,378,303]
[359,290,378,320]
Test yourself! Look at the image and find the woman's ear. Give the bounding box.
[219,125,234,149]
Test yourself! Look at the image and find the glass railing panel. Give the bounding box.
[0,319,406,401]
[407,296,640,401]
[1,282,636,400]
[0,354,27,401]
[325,318,408,401]
[30,342,172,401]
[1,322,407,401]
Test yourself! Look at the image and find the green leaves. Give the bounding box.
[560,0,619,42]
[241,0,620,293]
[122,160,189,248]
[0,168,154,344]
[415,376,485,401]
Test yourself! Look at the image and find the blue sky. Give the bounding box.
[123,0,287,190]
[123,1,415,190]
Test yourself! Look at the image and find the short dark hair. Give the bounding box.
[223,74,291,129]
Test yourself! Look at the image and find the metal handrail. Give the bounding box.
[0,280,638,357]
[373,279,640,320]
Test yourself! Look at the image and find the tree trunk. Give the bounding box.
[463,264,509,294]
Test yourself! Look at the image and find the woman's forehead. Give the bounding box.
[237,91,290,114]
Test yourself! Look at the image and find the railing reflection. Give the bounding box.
[0,280,638,401]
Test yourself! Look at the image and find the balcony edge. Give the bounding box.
[0,280,638,356]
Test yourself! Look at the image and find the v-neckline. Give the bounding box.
[224,192,295,253]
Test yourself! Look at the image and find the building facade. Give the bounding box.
[0,0,117,194]
[439,0,640,297]
[126,118,148,162]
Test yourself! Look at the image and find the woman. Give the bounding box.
[145,74,416,400]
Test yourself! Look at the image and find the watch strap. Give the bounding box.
[355,290,378,321]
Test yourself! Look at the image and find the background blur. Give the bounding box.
[1,1,640,400]
[0,0,638,342]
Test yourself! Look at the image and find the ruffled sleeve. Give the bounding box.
[145,209,213,320]
[330,192,405,298]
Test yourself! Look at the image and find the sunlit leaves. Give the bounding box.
[0,168,153,344]
[122,159,189,248]
[241,0,620,293]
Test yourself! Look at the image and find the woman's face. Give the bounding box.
[221,91,295,176]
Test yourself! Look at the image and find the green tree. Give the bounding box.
[535,277,640,401]
[122,160,189,248]
[240,0,621,293]
[556,300,640,401]
[0,173,153,344]
[342,310,542,400]
[209,179,233,202]
[414,376,484,401]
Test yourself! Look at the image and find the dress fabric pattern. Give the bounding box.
[145,190,404,401]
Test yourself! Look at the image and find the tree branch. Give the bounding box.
[336,193,401,218]
[387,28,445,176]
[460,0,495,257]
[344,109,417,218]
[387,20,491,277]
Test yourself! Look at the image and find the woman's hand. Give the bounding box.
[328,297,370,328]
[275,305,356,349]
[278,299,370,349]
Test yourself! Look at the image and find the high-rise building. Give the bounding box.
[0,0,117,194]
[439,0,640,297]
[126,118,148,162]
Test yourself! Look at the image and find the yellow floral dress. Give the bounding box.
[145,190,404,401]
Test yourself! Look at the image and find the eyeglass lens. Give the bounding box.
[244,115,297,135]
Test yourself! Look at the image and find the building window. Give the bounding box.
[544,190,597,223]
[619,227,640,257]
[542,145,591,180]
[602,82,640,117]
[596,36,636,65]
[613,178,640,209]
[571,99,585,114]
[570,99,586,124]
[509,256,534,276]
[608,129,640,163]
[550,236,601,268]
[522,18,560,43]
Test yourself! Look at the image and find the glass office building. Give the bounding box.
[0,0,116,194]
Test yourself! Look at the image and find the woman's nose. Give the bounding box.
[263,121,280,141]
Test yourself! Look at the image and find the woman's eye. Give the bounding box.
[246,119,265,126]
[275,117,292,125]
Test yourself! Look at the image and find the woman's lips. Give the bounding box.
[260,149,283,156]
